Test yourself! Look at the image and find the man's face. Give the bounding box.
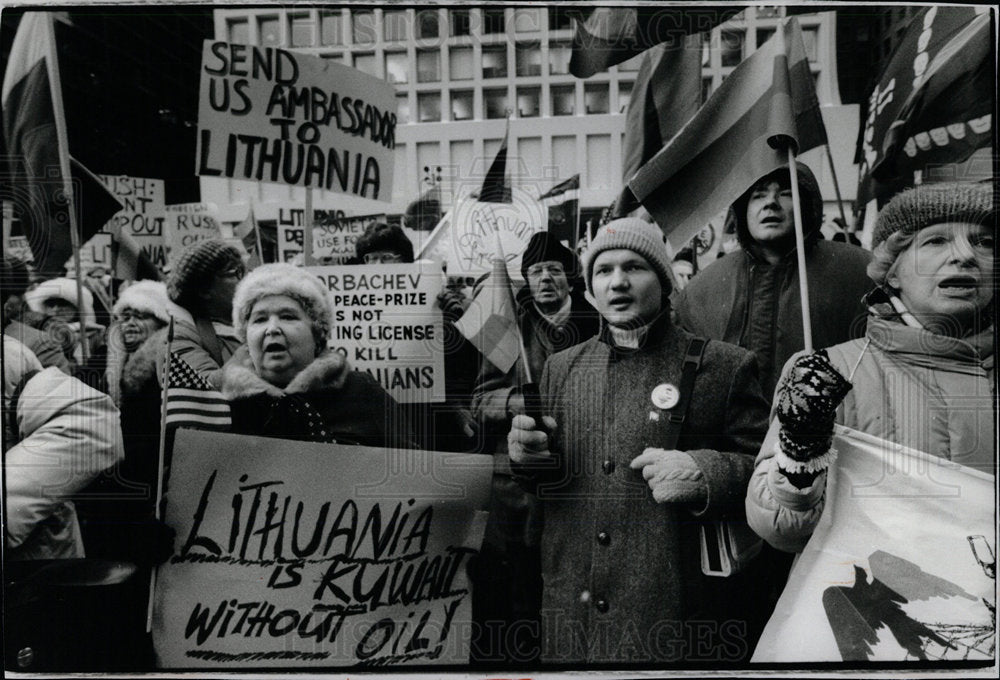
[590,249,662,327]
[671,260,693,289]
[745,178,795,245]
[526,260,571,313]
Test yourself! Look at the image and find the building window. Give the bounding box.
[516,86,540,117]
[451,90,474,121]
[701,78,714,104]
[516,44,542,77]
[416,10,439,39]
[514,8,541,32]
[259,17,281,47]
[618,54,642,71]
[353,53,377,77]
[397,94,410,124]
[320,11,343,45]
[228,19,249,43]
[721,30,744,67]
[618,80,634,112]
[383,10,408,41]
[756,6,783,19]
[290,14,313,47]
[417,50,440,83]
[803,28,819,62]
[482,46,507,79]
[549,42,571,75]
[585,83,609,114]
[484,89,509,119]
[483,8,505,34]
[385,52,408,84]
[756,28,775,50]
[548,7,573,31]
[551,85,575,115]
[450,9,472,36]
[450,46,473,80]
[352,10,375,44]
[418,92,441,123]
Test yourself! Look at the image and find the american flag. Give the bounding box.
[165,351,231,431]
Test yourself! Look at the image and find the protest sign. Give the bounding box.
[420,188,546,281]
[153,430,491,668]
[164,203,223,255]
[311,263,445,403]
[753,426,995,663]
[276,207,384,264]
[196,41,397,200]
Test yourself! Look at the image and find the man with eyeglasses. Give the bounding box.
[469,230,598,663]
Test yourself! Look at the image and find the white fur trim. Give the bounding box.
[113,280,172,323]
[231,263,333,342]
[221,346,350,399]
[774,440,838,474]
[24,278,95,326]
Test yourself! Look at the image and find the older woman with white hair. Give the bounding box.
[747,181,995,555]
[221,263,417,448]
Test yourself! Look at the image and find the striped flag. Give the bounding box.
[629,18,827,252]
[478,119,511,204]
[539,174,579,244]
[454,250,520,373]
[165,352,231,431]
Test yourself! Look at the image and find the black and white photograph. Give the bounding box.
[1,1,996,676]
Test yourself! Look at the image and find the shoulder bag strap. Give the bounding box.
[194,316,224,366]
[661,337,707,449]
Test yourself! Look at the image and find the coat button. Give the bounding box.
[602,459,615,474]
[595,598,609,613]
[597,531,610,545]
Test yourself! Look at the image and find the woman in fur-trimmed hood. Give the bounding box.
[220,263,418,449]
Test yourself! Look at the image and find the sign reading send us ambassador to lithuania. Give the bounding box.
[309,263,445,403]
[196,41,397,199]
[153,430,492,668]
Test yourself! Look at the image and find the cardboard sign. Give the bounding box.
[277,209,384,264]
[310,263,445,403]
[153,430,491,668]
[196,41,397,200]
[164,203,223,255]
[420,188,546,281]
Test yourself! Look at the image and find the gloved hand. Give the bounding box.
[630,448,707,504]
[508,414,557,464]
[774,350,852,474]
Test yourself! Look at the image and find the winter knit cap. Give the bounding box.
[355,222,414,263]
[167,239,243,309]
[582,218,673,296]
[870,182,993,251]
[231,263,334,345]
[112,280,176,325]
[520,231,581,281]
[24,277,96,327]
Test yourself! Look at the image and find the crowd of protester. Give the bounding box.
[2,166,994,669]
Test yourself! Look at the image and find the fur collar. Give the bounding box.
[119,327,166,398]
[222,346,351,399]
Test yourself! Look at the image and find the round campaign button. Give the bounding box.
[651,383,680,410]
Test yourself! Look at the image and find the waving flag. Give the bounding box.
[629,18,827,251]
[165,352,231,431]
[454,248,520,373]
[753,426,995,662]
[478,119,511,204]
[539,174,579,244]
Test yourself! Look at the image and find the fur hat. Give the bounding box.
[23,277,96,327]
[112,280,176,324]
[231,263,334,345]
[355,222,414,263]
[520,231,580,280]
[167,239,243,309]
[871,182,993,251]
[582,218,673,296]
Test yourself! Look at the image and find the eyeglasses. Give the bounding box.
[114,310,156,323]
[363,251,403,264]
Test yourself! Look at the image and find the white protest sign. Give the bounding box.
[422,188,546,281]
[196,41,397,200]
[310,263,445,403]
[277,208,383,264]
[153,430,491,668]
[164,203,223,255]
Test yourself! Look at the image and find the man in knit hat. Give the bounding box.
[469,230,598,663]
[507,218,770,664]
[163,239,245,386]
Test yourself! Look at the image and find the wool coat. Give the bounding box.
[514,315,770,664]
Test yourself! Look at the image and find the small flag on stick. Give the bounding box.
[165,352,231,431]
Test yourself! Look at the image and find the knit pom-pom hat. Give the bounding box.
[231,263,334,345]
[167,239,243,309]
[112,280,175,324]
[581,218,673,296]
[871,182,993,250]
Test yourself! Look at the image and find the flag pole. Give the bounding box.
[41,13,88,362]
[787,147,813,352]
[303,188,314,266]
[147,314,175,632]
[249,200,263,265]
[824,143,848,227]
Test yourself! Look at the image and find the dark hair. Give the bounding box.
[355,222,414,263]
